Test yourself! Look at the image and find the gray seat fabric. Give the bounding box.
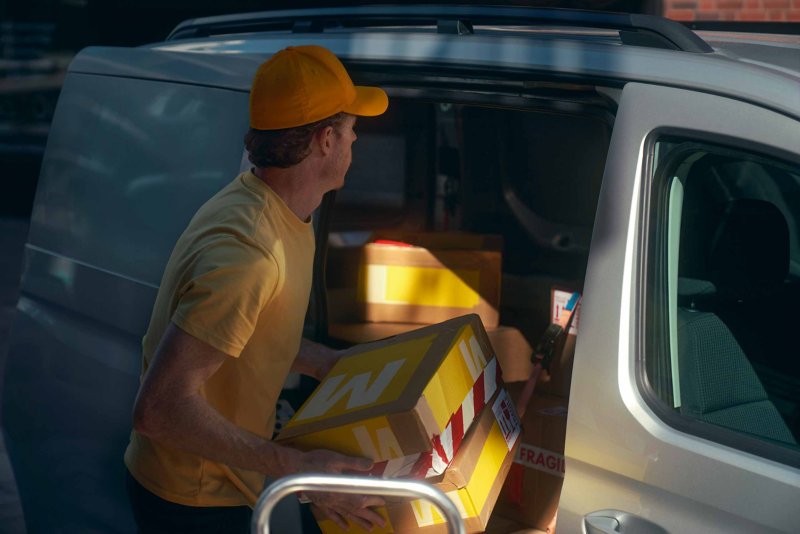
[676,199,796,445]
[677,310,796,444]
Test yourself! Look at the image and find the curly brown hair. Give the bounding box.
[244,112,349,169]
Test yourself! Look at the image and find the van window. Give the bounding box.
[28,75,249,285]
[645,137,800,455]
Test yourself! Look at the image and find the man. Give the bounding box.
[124,45,389,533]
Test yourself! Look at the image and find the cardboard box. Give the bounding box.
[329,323,536,383]
[538,287,581,399]
[313,387,522,534]
[495,386,568,531]
[483,515,543,534]
[357,231,503,327]
[277,315,502,480]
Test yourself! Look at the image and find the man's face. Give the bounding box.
[328,115,357,191]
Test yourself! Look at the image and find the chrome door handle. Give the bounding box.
[586,516,620,534]
[584,510,669,534]
[251,474,467,534]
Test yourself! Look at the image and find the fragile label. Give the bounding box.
[552,290,581,336]
[492,389,522,451]
[514,444,566,478]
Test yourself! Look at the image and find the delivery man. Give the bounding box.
[124,45,389,534]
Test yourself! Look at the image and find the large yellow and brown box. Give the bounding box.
[313,387,523,534]
[495,386,568,531]
[356,231,503,327]
[328,322,535,385]
[277,315,502,479]
[483,515,540,534]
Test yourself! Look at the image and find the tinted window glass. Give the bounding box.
[29,74,249,284]
[646,138,800,452]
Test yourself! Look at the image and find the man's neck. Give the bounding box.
[252,166,323,222]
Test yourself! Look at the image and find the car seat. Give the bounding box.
[677,199,796,445]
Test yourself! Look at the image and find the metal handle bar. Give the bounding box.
[251,474,467,534]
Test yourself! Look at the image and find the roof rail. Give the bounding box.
[166,6,713,53]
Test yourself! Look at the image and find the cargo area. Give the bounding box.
[314,93,613,532]
[324,96,611,345]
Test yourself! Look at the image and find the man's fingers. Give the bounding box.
[332,453,375,472]
[354,506,387,529]
[333,506,374,532]
[362,495,385,508]
[321,506,350,531]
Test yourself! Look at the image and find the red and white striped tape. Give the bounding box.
[359,356,502,480]
[300,357,503,503]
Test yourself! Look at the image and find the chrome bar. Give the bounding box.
[251,474,467,534]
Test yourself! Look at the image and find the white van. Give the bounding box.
[3,6,800,533]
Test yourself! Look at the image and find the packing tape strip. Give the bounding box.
[352,357,503,480]
[298,358,504,504]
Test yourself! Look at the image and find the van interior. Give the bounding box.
[321,86,611,355]
[305,74,800,448]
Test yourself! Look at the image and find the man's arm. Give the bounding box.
[291,338,343,381]
[133,322,385,531]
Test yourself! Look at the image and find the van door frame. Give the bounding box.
[560,82,800,534]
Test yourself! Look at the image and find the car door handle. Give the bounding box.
[585,516,620,534]
[584,510,669,534]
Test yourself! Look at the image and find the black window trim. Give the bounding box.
[634,127,800,471]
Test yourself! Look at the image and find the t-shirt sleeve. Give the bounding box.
[172,238,278,357]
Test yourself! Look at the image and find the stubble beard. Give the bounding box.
[331,151,351,191]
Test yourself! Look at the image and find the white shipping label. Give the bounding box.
[492,389,522,451]
[552,290,581,336]
[514,444,566,478]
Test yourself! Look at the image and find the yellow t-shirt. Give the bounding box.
[124,169,315,507]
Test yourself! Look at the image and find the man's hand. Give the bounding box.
[292,339,345,381]
[283,448,386,532]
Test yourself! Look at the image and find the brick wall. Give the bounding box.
[663,0,800,21]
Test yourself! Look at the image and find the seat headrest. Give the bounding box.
[678,278,716,299]
[707,199,788,297]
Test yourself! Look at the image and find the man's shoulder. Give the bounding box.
[190,176,269,237]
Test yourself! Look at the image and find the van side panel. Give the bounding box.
[3,68,249,532]
[27,72,249,285]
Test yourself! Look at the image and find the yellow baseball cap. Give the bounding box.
[249,45,388,130]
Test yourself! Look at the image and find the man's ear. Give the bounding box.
[314,126,334,157]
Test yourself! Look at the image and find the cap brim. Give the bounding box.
[343,86,388,117]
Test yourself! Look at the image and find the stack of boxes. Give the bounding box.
[298,230,581,532]
[493,287,580,532]
[328,231,538,400]
[356,231,503,327]
[277,315,521,533]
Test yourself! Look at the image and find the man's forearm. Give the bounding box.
[291,338,340,381]
[135,392,299,480]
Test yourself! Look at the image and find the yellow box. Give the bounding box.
[312,387,523,534]
[276,315,501,479]
[356,231,503,327]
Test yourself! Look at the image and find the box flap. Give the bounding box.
[277,315,477,441]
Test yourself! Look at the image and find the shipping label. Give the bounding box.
[492,389,522,451]
[552,289,581,336]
